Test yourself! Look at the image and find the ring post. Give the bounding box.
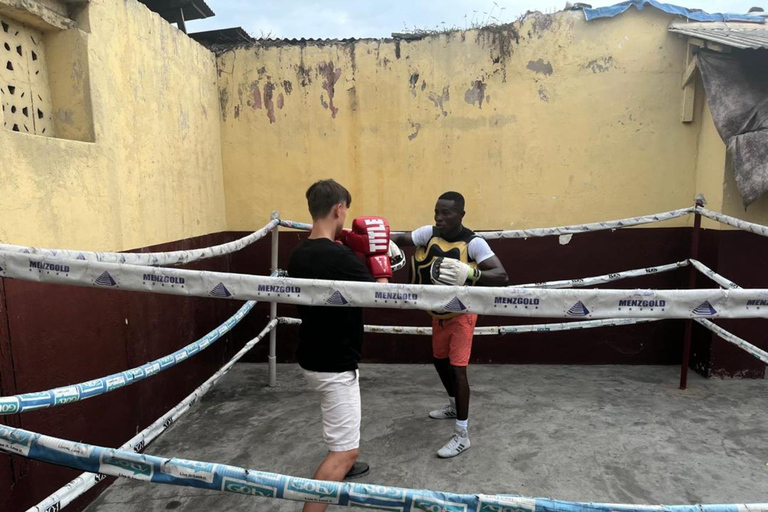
[680,194,705,390]
[269,211,279,387]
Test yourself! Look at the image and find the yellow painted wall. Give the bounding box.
[694,99,726,229]
[0,0,226,250]
[219,9,705,232]
[693,82,768,229]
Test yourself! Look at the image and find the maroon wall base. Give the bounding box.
[1,224,765,511]
[236,227,692,366]
[0,233,273,512]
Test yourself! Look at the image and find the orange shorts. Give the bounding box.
[432,314,478,367]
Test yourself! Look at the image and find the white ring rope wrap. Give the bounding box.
[26,320,277,512]
[2,249,768,318]
[696,207,768,238]
[278,317,660,335]
[695,319,768,366]
[2,421,766,512]
[689,259,742,290]
[280,207,695,239]
[0,301,256,416]
[0,220,279,267]
[517,261,689,289]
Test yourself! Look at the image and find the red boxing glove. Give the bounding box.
[367,254,392,279]
[343,217,391,255]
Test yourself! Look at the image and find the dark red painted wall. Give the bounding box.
[0,233,273,512]
[237,227,693,366]
[1,223,765,511]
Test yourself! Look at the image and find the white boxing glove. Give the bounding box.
[430,257,481,286]
[387,240,406,272]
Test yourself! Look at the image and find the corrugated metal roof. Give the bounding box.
[669,21,768,49]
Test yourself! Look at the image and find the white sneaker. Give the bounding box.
[437,429,470,458]
[429,404,457,419]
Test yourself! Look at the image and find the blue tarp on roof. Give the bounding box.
[583,0,765,23]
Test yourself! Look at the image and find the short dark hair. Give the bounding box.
[438,191,465,212]
[306,179,352,220]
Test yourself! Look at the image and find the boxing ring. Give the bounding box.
[1,198,767,512]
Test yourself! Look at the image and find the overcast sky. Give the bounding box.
[188,0,764,39]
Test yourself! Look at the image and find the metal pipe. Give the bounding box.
[269,211,279,387]
[680,195,705,389]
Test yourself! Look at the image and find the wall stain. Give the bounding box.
[464,80,487,108]
[320,94,328,110]
[347,86,358,112]
[538,86,549,102]
[477,25,518,68]
[421,80,426,91]
[395,40,401,59]
[318,61,342,118]
[527,59,553,75]
[297,49,312,87]
[409,72,419,97]
[234,105,240,118]
[277,93,284,110]
[248,82,262,109]
[524,11,555,39]
[408,121,421,140]
[584,56,614,73]
[219,88,229,120]
[264,82,276,123]
[428,86,450,117]
[283,80,293,95]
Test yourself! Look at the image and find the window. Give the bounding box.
[0,15,53,136]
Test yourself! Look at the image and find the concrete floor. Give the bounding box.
[85,364,768,511]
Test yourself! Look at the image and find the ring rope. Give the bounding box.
[0,300,256,416]
[26,320,276,512]
[516,260,689,289]
[689,259,742,290]
[1,422,765,512]
[695,319,768,365]
[278,316,660,335]
[696,207,768,238]
[1,249,765,319]
[0,219,278,267]
[279,207,696,239]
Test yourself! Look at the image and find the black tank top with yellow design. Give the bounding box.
[409,226,478,319]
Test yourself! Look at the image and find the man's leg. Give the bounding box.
[437,315,476,458]
[452,365,469,421]
[303,370,365,511]
[434,356,456,398]
[303,449,358,512]
[429,318,458,419]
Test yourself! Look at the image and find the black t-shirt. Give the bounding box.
[287,238,374,372]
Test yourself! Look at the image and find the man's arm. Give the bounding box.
[477,255,509,286]
[390,232,415,247]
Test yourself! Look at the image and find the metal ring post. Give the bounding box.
[269,211,279,387]
[680,195,705,389]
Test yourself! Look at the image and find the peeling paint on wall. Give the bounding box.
[584,56,614,73]
[264,81,276,123]
[249,82,262,109]
[318,61,341,118]
[527,59,553,75]
[428,86,449,117]
[408,120,421,140]
[464,80,487,108]
[409,72,419,97]
[283,80,292,95]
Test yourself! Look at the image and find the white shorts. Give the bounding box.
[303,369,361,452]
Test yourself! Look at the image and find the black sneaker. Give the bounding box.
[344,462,370,480]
